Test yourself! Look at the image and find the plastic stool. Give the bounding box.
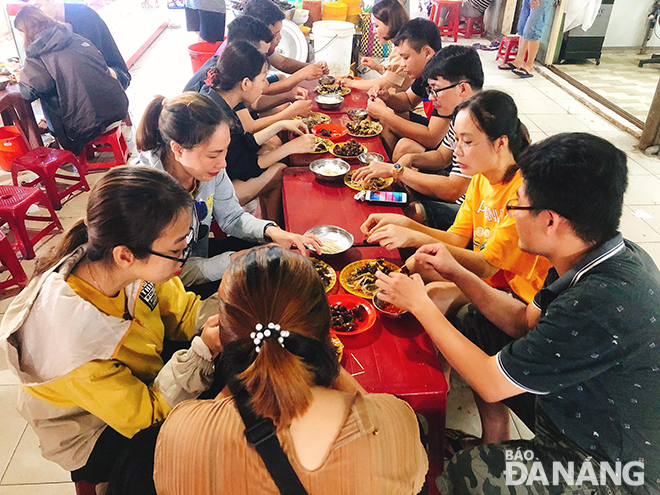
[496,35,520,64]
[11,147,90,210]
[429,0,460,42]
[0,185,63,260]
[79,126,130,170]
[458,16,484,39]
[74,481,97,495]
[0,231,27,290]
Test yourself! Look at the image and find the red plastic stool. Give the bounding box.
[496,35,520,64]
[0,231,27,290]
[74,481,98,495]
[11,147,90,210]
[458,16,484,39]
[79,126,130,170]
[0,185,63,260]
[429,0,460,42]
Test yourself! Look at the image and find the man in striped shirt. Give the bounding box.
[353,45,484,230]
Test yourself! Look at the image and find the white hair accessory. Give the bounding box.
[252,323,288,353]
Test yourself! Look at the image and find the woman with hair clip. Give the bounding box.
[137,91,321,295]
[14,5,128,154]
[201,41,315,218]
[153,245,428,494]
[0,167,222,494]
[341,0,411,92]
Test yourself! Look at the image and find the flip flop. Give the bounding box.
[513,67,534,78]
[498,62,516,70]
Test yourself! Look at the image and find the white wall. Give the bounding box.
[603,0,660,48]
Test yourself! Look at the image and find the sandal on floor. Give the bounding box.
[513,67,534,78]
[498,62,517,70]
[444,428,481,459]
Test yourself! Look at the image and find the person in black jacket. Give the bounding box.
[28,0,130,89]
[15,6,129,155]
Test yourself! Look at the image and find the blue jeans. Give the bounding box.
[517,0,553,41]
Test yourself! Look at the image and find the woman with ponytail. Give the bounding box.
[0,167,223,493]
[154,245,428,494]
[136,91,320,295]
[361,90,551,305]
[201,41,315,217]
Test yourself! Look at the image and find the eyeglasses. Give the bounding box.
[505,198,541,219]
[139,227,195,267]
[455,139,489,152]
[425,80,469,99]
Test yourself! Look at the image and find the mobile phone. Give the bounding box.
[365,191,408,204]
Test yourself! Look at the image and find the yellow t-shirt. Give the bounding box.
[448,171,551,303]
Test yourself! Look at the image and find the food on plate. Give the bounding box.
[319,128,333,137]
[347,108,368,121]
[320,238,345,254]
[313,137,334,153]
[330,302,368,333]
[316,84,351,96]
[347,119,383,137]
[294,112,331,129]
[342,259,397,298]
[311,258,336,292]
[332,139,365,157]
[344,170,392,191]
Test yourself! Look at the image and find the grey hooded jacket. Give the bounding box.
[19,24,128,154]
[139,149,271,285]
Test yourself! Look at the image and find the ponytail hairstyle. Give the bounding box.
[455,90,530,183]
[372,0,409,41]
[33,167,193,277]
[210,41,268,92]
[219,245,340,427]
[15,5,63,48]
[135,92,233,152]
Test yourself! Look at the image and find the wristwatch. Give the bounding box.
[392,163,403,182]
[263,222,278,242]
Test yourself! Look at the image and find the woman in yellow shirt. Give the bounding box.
[0,167,222,493]
[154,245,428,495]
[361,90,551,306]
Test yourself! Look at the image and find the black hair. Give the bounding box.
[212,41,268,92]
[242,0,285,26]
[372,0,409,41]
[423,44,484,90]
[455,90,529,183]
[393,18,442,52]
[227,14,274,44]
[136,92,233,152]
[517,133,628,245]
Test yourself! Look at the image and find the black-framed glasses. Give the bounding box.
[505,198,541,218]
[139,227,195,267]
[426,80,469,99]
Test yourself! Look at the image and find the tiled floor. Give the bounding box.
[556,48,660,123]
[0,22,659,492]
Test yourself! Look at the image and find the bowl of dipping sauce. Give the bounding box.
[357,152,385,165]
[372,290,408,317]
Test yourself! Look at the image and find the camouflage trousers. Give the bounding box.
[437,412,655,495]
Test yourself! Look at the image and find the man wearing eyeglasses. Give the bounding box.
[356,45,484,231]
[376,133,660,493]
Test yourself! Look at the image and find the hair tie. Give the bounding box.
[250,323,290,353]
[204,68,219,87]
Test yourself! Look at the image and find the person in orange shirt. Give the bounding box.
[361,90,552,448]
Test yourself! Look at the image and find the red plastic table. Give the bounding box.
[325,246,447,492]
[289,81,389,168]
[282,167,403,246]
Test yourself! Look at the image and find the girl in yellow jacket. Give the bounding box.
[0,167,222,493]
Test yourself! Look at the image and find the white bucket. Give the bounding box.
[312,20,355,77]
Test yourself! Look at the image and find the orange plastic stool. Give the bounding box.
[79,126,130,170]
[0,230,27,290]
[12,147,90,210]
[496,35,520,64]
[0,185,63,259]
[458,16,484,39]
[429,0,460,42]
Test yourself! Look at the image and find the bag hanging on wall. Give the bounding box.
[358,13,392,57]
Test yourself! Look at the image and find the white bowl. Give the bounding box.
[293,9,309,24]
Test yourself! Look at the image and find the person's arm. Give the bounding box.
[252,119,306,146]
[155,277,205,340]
[257,134,315,169]
[368,101,447,149]
[374,272,527,403]
[236,100,311,133]
[18,58,54,102]
[268,52,309,74]
[360,213,470,249]
[401,145,454,172]
[369,86,421,113]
